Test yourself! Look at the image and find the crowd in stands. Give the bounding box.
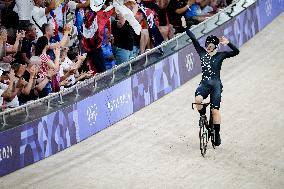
[0,0,232,110]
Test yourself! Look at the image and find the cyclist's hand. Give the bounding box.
[219,36,229,45]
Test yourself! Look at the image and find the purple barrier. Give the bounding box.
[257,0,284,30]
[0,105,79,176]
[131,53,180,112]
[77,91,111,141]
[106,79,134,125]
[1,0,282,177]
[223,2,260,48]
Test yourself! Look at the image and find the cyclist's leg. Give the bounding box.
[195,82,211,114]
[210,82,223,145]
[210,82,222,123]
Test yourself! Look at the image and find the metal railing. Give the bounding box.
[0,0,255,125]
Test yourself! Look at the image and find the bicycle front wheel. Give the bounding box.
[199,124,208,157]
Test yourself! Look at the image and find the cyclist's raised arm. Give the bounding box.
[219,36,240,59]
[223,42,240,58]
[186,29,205,55]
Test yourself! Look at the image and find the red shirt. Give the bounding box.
[82,10,113,52]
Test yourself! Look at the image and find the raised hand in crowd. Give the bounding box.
[16,30,26,41]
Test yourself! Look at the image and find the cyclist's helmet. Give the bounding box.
[205,35,219,49]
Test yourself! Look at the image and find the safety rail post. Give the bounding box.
[59,93,64,105]
[172,36,180,51]
[201,22,207,34]
[226,3,237,18]
[25,106,29,117]
[214,13,222,26]
[143,54,149,67]
[75,85,80,97]
[2,114,7,127]
[110,67,116,84]
[241,0,248,8]
[127,62,132,76]
[47,98,51,109]
[94,77,98,91]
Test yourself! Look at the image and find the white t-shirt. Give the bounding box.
[31,6,47,38]
[13,0,34,21]
[59,57,76,87]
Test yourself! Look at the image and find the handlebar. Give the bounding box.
[191,102,210,110]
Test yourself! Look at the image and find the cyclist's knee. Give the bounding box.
[195,95,203,103]
[211,109,220,115]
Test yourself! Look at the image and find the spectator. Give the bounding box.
[167,0,195,32]
[21,23,37,65]
[13,0,34,29]
[82,8,112,73]
[41,23,72,60]
[59,47,89,88]
[199,0,214,15]
[0,27,25,63]
[17,57,39,105]
[112,13,135,65]
[101,27,116,69]
[137,1,165,52]
[31,0,56,38]
[1,63,25,109]
[62,0,90,49]
[184,0,213,25]
[15,56,56,105]
[139,0,174,40]
[35,36,60,97]
[1,0,19,36]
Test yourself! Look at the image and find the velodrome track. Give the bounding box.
[1,13,284,189]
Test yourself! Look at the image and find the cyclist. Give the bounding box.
[185,25,240,146]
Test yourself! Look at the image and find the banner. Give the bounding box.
[0,104,79,176]
[77,91,110,141]
[106,79,134,125]
[131,53,180,112]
